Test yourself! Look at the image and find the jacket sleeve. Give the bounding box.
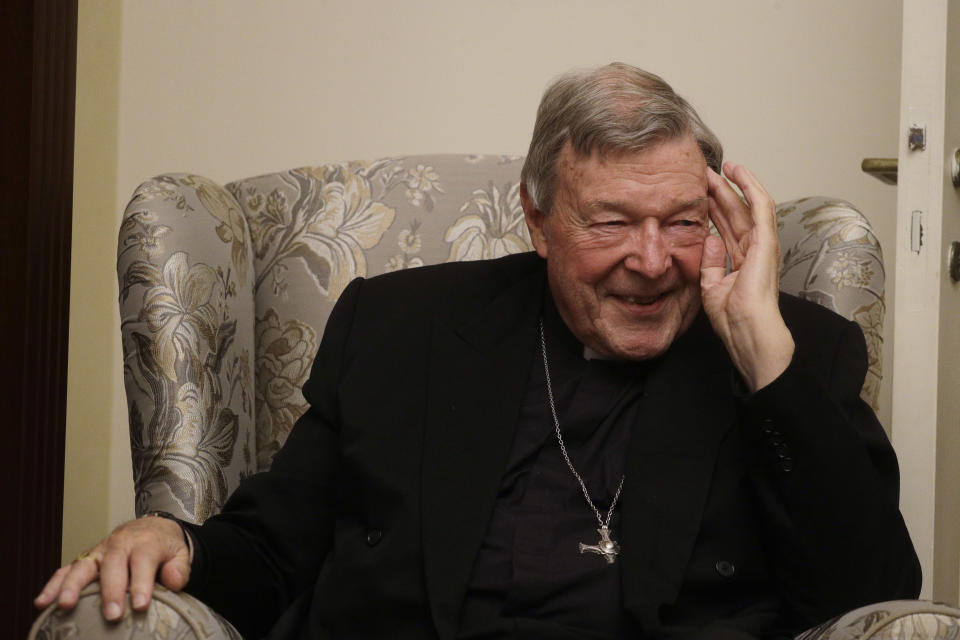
[182,277,365,638]
[738,314,921,626]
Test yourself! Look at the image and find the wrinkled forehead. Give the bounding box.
[553,136,708,208]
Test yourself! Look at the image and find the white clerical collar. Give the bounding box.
[583,346,621,361]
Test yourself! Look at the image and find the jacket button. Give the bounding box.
[716,560,736,578]
[366,529,383,546]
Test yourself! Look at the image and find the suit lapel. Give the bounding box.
[619,315,738,630]
[421,265,546,640]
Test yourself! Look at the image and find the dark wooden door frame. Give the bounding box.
[0,0,77,636]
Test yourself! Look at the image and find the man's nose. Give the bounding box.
[622,227,671,278]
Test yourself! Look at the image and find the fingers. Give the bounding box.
[724,163,781,280]
[99,547,132,619]
[128,546,164,610]
[723,162,777,235]
[706,168,749,268]
[706,162,779,270]
[127,526,190,610]
[33,515,190,622]
[707,166,753,233]
[158,552,191,592]
[34,565,72,609]
[699,234,728,290]
[97,517,187,618]
[52,550,103,611]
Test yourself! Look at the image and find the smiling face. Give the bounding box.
[522,135,710,360]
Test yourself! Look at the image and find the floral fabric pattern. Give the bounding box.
[444,180,530,261]
[777,197,885,409]
[254,309,317,469]
[385,221,426,272]
[180,175,251,287]
[119,178,256,523]
[795,599,960,639]
[237,160,417,302]
[30,583,243,639]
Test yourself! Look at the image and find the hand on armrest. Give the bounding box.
[34,513,190,621]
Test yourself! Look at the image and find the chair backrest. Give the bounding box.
[117,154,884,523]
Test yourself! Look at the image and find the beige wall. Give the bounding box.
[66,0,905,558]
[65,0,123,563]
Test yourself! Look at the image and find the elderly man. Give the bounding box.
[38,63,920,639]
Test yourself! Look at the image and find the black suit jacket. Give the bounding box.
[184,252,920,639]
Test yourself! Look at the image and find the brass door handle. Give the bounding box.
[861,158,898,185]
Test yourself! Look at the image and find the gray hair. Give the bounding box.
[521,62,723,214]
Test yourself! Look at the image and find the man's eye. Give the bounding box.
[674,220,699,227]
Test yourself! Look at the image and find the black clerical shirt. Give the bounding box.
[457,294,649,639]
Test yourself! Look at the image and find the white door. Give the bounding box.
[891,0,960,604]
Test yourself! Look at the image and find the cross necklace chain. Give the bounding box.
[539,318,624,564]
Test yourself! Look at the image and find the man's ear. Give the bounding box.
[520,182,549,259]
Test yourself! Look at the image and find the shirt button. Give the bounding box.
[716,560,736,578]
[366,529,383,546]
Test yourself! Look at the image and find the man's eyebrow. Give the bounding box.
[675,197,708,212]
[584,196,708,214]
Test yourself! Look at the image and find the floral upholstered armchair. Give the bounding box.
[31,155,960,639]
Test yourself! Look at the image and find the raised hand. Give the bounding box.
[700,162,794,391]
[34,515,190,621]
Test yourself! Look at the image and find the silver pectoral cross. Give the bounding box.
[578,525,620,564]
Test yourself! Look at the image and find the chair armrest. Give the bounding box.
[796,599,960,639]
[29,583,241,639]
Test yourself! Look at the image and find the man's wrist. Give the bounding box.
[143,511,194,563]
[726,313,794,392]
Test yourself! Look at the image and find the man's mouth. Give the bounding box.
[614,288,672,307]
[620,293,667,305]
